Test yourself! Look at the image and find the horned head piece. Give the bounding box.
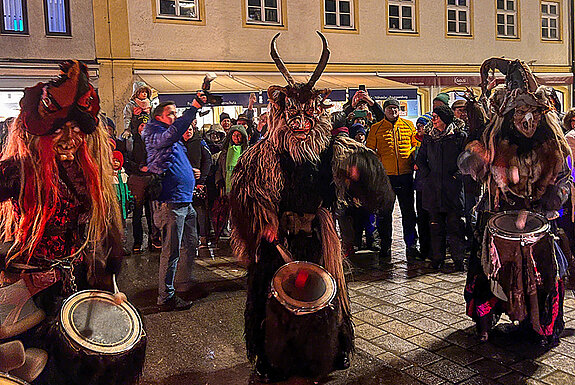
[270,31,330,92]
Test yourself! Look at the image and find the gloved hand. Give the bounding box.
[192,91,208,109]
[120,129,132,140]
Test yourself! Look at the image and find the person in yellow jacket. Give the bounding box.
[366,97,420,264]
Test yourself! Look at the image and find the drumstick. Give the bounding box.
[80,298,95,338]
[112,274,127,305]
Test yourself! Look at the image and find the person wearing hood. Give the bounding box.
[215,125,249,197]
[122,81,152,138]
[415,105,467,271]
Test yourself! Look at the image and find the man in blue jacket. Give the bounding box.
[142,94,206,311]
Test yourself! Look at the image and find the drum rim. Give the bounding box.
[271,261,337,315]
[0,372,31,384]
[487,210,550,240]
[59,289,143,355]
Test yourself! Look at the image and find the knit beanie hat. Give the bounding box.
[433,92,450,106]
[349,123,366,139]
[331,126,349,137]
[383,98,400,109]
[219,112,231,122]
[433,105,454,126]
[416,113,433,127]
[112,150,124,167]
[451,99,466,109]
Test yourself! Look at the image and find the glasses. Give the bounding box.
[431,114,440,120]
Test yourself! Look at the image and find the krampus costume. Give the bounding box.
[0,61,130,384]
[229,33,393,382]
[458,58,571,346]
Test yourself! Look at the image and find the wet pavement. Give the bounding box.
[118,210,575,385]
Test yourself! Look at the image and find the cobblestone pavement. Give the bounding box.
[120,208,575,385]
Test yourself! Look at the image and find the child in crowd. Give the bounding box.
[112,150,132,247]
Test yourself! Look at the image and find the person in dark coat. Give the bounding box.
[124,113,161,253]
[415,105,467,270]
[182,119,212,248]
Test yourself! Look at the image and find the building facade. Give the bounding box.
[2,1,573,121]
[0,0,97,119]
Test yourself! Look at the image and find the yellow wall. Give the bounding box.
[93,0,574,119]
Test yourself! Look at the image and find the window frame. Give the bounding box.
[446,0,472,37]
[386,0,418,35]
[43,0,71,36]
[322,0,357,32]
[495,0,520,40]
[244,0,282,26]
[241,0,286,30]
[540,0,561,42]
[153,0,205,25]
[0,0,29,35]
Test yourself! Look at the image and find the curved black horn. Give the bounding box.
[270,33,295,86]
[306,31,330,88]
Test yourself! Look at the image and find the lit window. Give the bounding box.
[447,0,470,36]
[157,0,199,20]
[246,0,282,25]
[541,1,560,40]
[1,0,28,34]
[496,0,518,38]
[44,0,70,35]
[324,0,354,29]
[388,0,416,33]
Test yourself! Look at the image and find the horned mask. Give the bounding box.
[479,57,552,138]
[266,32,333,163]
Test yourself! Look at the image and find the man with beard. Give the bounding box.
[229,32,393,382]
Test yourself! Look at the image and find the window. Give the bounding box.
[246,0,282,25]
[157,0,200,20]
[388,0,416,33]
[496,0,518,38]
[541,1,560,40]
[44,0,70,36]
[447,0,470,36]
[324,0,354,29]
[1,0,28,34]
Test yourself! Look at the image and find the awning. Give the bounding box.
[134,71,416,93]
[0,65,99,90]
[381,73,573,87]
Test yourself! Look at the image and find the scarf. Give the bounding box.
[225,145,243,194]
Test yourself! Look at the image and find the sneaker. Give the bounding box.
[132,245,142,254]
[406,245,421,261]
[149,240,162,251]
[454,260,465,272]
[430,259,444,270]
[158,295,193,312]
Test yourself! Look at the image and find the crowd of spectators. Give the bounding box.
[4,81,572,311]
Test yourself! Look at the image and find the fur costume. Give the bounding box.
[229,32,393,381]
[458,57,571,345]
[0,61,130,384]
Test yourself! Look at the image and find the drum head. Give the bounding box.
[488,211,549,239]
[60,290,143,355]
[271,261,336,315]
[0,373,30,384]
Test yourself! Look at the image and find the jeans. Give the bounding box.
[377,173,418,254]
[156,202,198,305]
